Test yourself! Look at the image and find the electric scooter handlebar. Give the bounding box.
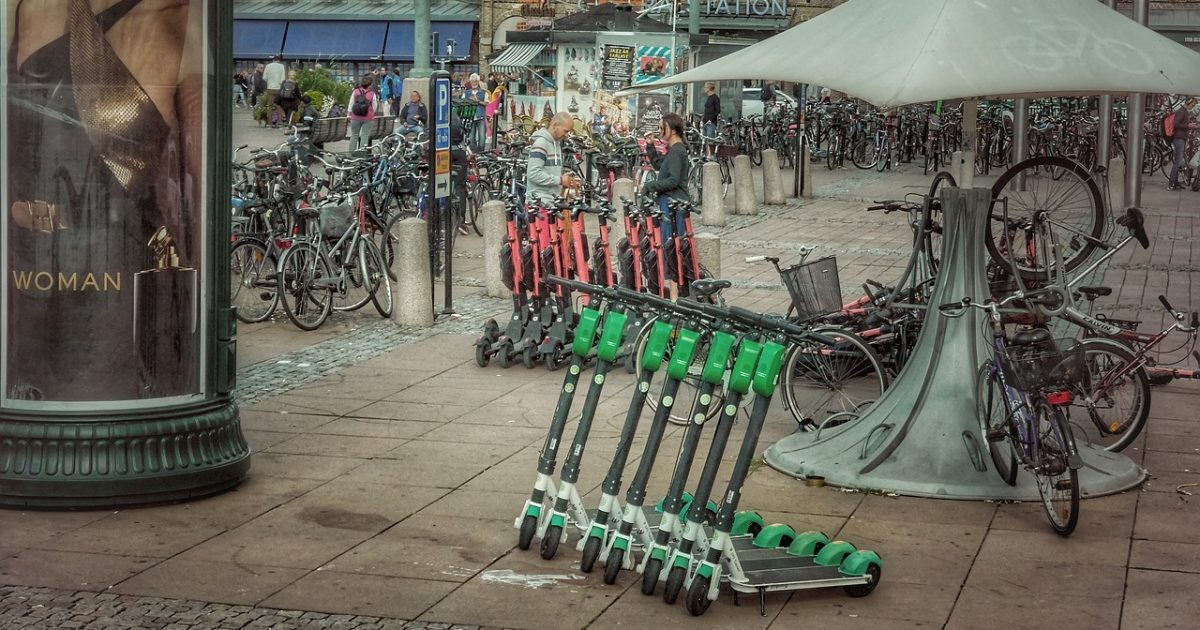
[545,275,619,302]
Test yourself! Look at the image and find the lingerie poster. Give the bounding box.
[2,0,207,406]
[557,46,596,126]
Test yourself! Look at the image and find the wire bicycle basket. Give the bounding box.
[781,256,842,322]
[1000,338,1090,393]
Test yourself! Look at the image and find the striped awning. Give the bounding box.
[490,43,548,73]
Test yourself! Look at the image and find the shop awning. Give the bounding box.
[281,20,388,59]
[383,22,475,61]
[233,20,287,59]
[489,43,549,73]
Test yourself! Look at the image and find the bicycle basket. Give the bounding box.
[318,202,355,239]
[715,144,739,159]
[999,338,1090,392]
[780,256,842,322]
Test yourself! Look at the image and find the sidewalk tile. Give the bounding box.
[261,570,453,620]
[946,586,1120,630]
[836,519,985,587]
[1130,539,1200,574]
[776,580,957,629]
[1121,568,1200,630]
[0,550,156,591]
[324,514,517,582]
[247,452,365,481]
[113,557,306,606]
[268,433,409,458]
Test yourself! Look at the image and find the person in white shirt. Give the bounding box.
[263,55,287,127]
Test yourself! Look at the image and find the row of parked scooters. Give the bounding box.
[474,194,706,371]
[508,276,882,617]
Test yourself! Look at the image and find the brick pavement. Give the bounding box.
[3,112,1200,629]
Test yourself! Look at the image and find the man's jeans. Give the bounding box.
[399,123,424,137]
[1169,136,1187,187]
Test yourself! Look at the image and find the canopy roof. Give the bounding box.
[619,0,1200,107]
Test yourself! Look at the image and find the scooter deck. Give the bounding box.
[729,564,866,592]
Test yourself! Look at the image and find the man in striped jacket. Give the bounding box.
[525,112,577,203]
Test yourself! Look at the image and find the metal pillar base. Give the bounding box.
[763,188,1144,500]
[0,400,249,508]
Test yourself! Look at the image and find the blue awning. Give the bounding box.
[233,20,286,59]
[383,22,474,61]
[282,20,388,59]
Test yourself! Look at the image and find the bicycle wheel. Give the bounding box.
[635,316,727,426]
[978,363,1018,485]
[850,138,878,170]
[783,327,888,431]
[923,171,956,274]
[230,238,278,323]
[1069,338,1150,452]
[1035,401,1080,536]
[468,183,485,237]
[381,212,403,281]
[277,242,334,331]
[826,135,840,170]
[363,237,393,318]
[332,238,375,312]
[687,163,703,204]
[987,156,1105,280]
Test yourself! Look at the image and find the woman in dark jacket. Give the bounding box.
[642,111,690,299]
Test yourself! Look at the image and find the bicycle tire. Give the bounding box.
[923,170,956,275]
[1070,337,1151,452]
[365,238,393,318]
[850,138,878,170]
[277,242,334,331]
[987,156,1105,281]
[978,363,1018,485]
[634,315,727,426]
[1035,402,1080,536]
[783,327,888,431]
[230,238,279,323]
[332,238,375,312]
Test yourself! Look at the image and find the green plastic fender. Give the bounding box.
[752,523,797,549]
[701,331,736,385]
[786,531,830,557]
[731,510,765,536]
[655,492,693,514]
[728,339,763,395]
[666,327,702,381]
[595,310,629,363]
[641,320,673,372]
[572,308,603,357]
[814,540,859,567]
[752,340,788,397]
[839,549,883,577]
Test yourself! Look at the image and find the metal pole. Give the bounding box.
[413,0,432,78]
[1011,98,1029,191]
[794,84,806,198]
[1123,0,1149,210]
[688,0,700,34]
[1096,0,1117,168]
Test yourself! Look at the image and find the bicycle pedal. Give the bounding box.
[985,428,1006,443]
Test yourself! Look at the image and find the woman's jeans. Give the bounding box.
[1169,137,1187,186]
[349,119,371,152]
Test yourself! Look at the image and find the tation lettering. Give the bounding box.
[12,271,122,292]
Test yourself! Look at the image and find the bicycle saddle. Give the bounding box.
[1010,327,1052,347]
[1077,286,1112,299]
[690,278,731,297]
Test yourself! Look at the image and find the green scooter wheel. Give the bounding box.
[641,557,662,595]
[685,575,712,616]
[540,524,561,560]
[580,537,602,573]
[517,515,537,550]
[604,548,624,584]
[663,565,686,604]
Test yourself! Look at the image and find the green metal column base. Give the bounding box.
[763,187,1145,501]
[0,400,249,508]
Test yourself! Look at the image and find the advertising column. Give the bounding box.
[0,0,248,506]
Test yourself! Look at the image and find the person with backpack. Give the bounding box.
[348,74,377,152]
[1167,96,1198,191]
[276,70,301,126]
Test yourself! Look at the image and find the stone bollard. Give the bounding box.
[392,218,434,328]
[761,149,785,205]
[481,200,507,298]
[611,178,635,244]
[694,232,722,280]
[701,161,726,226]
[1108,157,1126,210]
[733,154,757,215]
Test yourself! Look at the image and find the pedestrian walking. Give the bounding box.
[379,67,395,117]
[702,81,720,157]
[348,73,377,152]
[263,55,286,127]
[1167,96,1198,190]
[277,70,301,126]
[642,112,690,300]
[233,72,248,108]
[464,73,488,150]
[251,63,265,109]
[389,68,404,118]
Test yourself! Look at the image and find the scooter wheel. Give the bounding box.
[474,340,490,368]
[685,575,713,616]
[603,548,624,584]
[522,345,537,369]
[641,557,662,595]
[518,515,537,551]
[539,524,561,560]
[663,565,686,604]
[580,536,602,573]
[623,350,637,374]
[844,563,881,597]
[483,319,501,342]
[544,344,560,371]
[497,341,513,368]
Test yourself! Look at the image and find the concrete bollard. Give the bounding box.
[733,154,757,215]
[762,149,785,205]
[481,200,507,298]
[392,218,434,328]
[1108,157,1126,210]
[611,178,635,244]
[694,232,722,280]
[701,161,726,226]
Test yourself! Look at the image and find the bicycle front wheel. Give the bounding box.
[783,327,888,431]
[978,363,1017,485]
[333,239,375,312]
[230,238,278,323]
[277,242,334,331]
[365,238,393,318]
[1035,402,1080,537]
[1070,338,1151,452]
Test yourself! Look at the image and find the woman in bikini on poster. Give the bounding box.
[5,0,204,402]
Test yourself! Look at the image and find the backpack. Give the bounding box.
[1163,110,1177,139]
[279,80,298,101]
[351,89,370,117]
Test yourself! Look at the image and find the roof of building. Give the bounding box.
[233,0,480,21]
[551,4,673,33]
